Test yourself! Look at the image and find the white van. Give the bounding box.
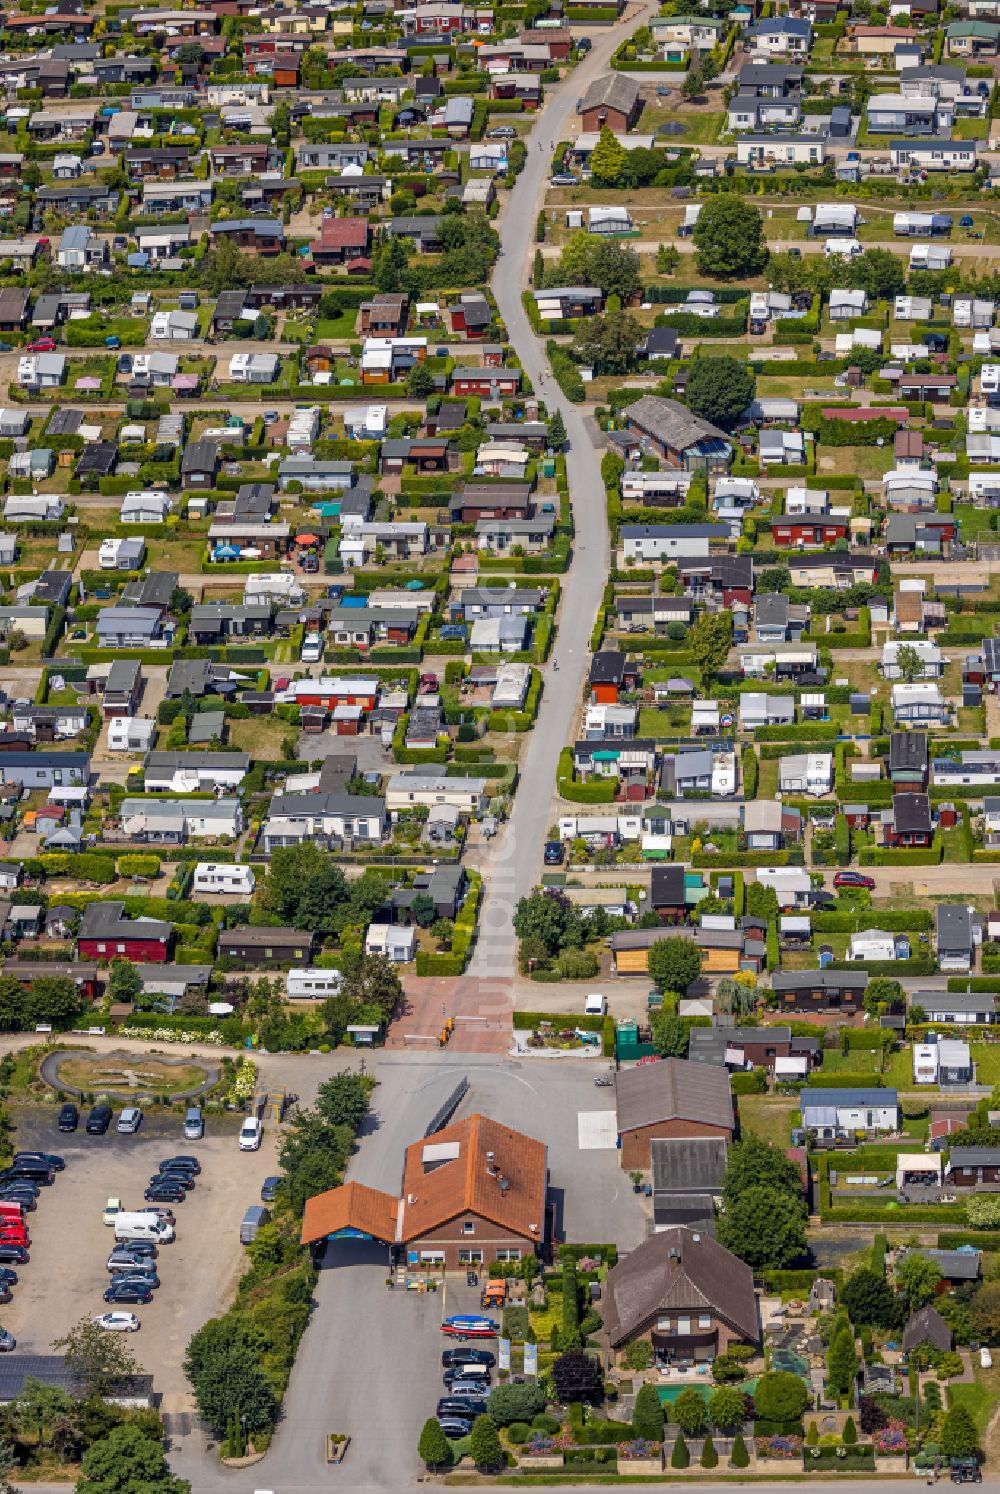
[114,1213,175,1244]
[239,1117,263,1152]
[301,631,323,663]
[584,993,607,1016]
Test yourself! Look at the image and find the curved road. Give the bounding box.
[469,0,655,981]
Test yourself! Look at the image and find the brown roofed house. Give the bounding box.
[615,1057,734,1171]
[300,1113,549,1270]
[603,1225,760,1366]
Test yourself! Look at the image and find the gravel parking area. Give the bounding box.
[4,1105,280,1400]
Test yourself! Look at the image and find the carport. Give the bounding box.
[301,1180,400,1260]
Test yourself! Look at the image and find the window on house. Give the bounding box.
[494,1248,521,1262]
[463,1221,475,1235]
[698,1315,711,1329]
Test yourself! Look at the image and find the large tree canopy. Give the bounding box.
[692,197,768,278]
[686,356,756,432]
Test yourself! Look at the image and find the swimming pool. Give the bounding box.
[657,1380,758,1404]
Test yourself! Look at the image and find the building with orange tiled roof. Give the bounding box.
[301,1113,549,1269]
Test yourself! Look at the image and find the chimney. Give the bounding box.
[668,1247,680,1263]
[500,1178,509,1196]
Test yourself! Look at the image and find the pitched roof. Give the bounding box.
[615,1057,734,1135]
[399,1112,546,1243]
[624,394,730,453]
[603,1226,758,1347]
[301,1179,399,1246]
[651,1137,728,1193]
[902,1304,952,1353]
[577,72,639,116]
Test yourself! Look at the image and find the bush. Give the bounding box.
[507,1421,531,1445]
[671,1433,690,1469]
[488,1382,546,1426]
[632,1383,664,1440]
[701,1434,718,1469]
[730,1431,749,1468]
[843,1416,857,1445]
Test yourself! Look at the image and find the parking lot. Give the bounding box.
[4,1105,280,1401]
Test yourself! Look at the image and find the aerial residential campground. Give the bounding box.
[1,0,1000,1487]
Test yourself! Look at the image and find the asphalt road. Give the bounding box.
[469,0,655,981]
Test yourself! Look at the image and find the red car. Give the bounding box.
[833,871,876,891]
[27,338,56,353]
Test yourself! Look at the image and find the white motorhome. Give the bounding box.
[287,968,345,1001]
[192,863,256,896]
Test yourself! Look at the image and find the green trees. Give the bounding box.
[573,310,644,376]
[548,230,641,303]
[686,357,756,433]
[844,247,905,303]
[941,1404,978,1459]
[632,1382,664,1440]
[469,1415,504,1470]
[826,1321,859,1398]
[730,1431,749,1468]
[701,1434,718,1468]
[752,1371,810,1423]
[688,610,734,679]
[895,1253,943,1311]
[108,959,141,1005]
[315,1071,371,1133]
[842,1416,857,1445]
[716,1136,807,1270]
[183,1319,277,1439]
[841,1268,900,1330]
[672,1387,708,1436]
[671,1432,690,1468]
[709,1385,748,1430]
[649,1011,689,1058]
[647,937,702,993]
[692,196,768,279]
[589,125,627,186]
[551,1349,603,1405]
[971,1280,1000,1341]
[76,1427,188,1494]
[547,410,567,449]
[894,644,924,684]
[418,1418,452,1469]
[52,1318,139,1399]
[488,1382,545,1425]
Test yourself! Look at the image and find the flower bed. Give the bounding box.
[873,1421,907,1456]
[618,1439,662,1475]
[756,1435,801,1461]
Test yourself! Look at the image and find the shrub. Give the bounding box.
[671,1433,690,1469]
[701,1434,718,1468]
[624,1339,654,1371]
[843,1416,857,1445]
[632,1383,664,1440]
[488,1382,545,1426]
[730,1431,749,1468]
[507,1422,531,1445]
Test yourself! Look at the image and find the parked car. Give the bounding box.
[551,173,579,186]
[833,871,876,890]
[103,1198,122,1227]
[261,1176,282,1203]
[239,1118,263,1152]
[487,125,516,138]
[437,1397,488,1418]
[441,1348,495,1369]
[104,1281,153,1305]
[14,1151,64,1172]
[93,1312,140,1332]
[117,1108,142,1135]
[159,1156,200,1176]
[0,1330,15,1352]
[57,1103,79,1132]
[26,337,56,353]
[156,1168,194,1190]
[111,1269,160,1291]
[144,1182,186,1204]
[0,1245,27,1264]
[437,1416,474,1438]
[86,1105,113,1135]
[183,1108,203,1141]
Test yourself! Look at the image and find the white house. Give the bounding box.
[107,716,156,753]
[192,863,256,896]
[913,1042,940,1084]
[756,866,813,908]
[364,922,416,962]
[119,490,173,524]
[778,753,834,797]
[892,681,948,725]
[800,1087,901,1138]
[143,750,250,794]
[849,928,898,962]
[882,638,943,679]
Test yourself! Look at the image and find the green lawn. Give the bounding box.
[972,1044,1000,1085]
[652,110,724,145]
[737,1094,797,1149]
[315,312,358,342]
[954,504,997,540]
[887,1046,923,1091]
[947,1367,1000,1435]
[822,1048,879,1073]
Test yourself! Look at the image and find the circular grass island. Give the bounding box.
[41,1049,220,1102]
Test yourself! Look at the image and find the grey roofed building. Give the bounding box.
[615,1056,734,1136]
[0,1355,153,1408]
[187,711,225,745]
[602,1226,759,1349]
[651,1137,728,1196]
[902,1304,952,1355]
[78,900,170,942]
[577,71,640,119]
[624,394,730,455]
[896,1247,981,1282]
